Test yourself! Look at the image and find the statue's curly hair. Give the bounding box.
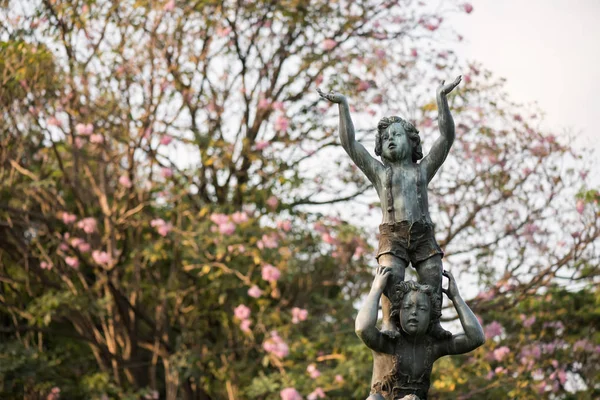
[389,280,439,332]
[375,116,423,162]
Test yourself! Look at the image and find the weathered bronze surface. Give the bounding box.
[318,78,485,399]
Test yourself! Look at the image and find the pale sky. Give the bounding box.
[448,0,600,161]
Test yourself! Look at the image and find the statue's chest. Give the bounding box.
[386,167,425,196]
[394,344,432,381]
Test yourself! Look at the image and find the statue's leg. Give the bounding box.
[377,253,407,334]
[414,254,451,339]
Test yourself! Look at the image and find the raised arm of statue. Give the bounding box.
[422,76,461,183]
[437,270,485,356]
[317,89,383,185]
[355,266,395,354]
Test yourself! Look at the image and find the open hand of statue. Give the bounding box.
[317,88,346,104]
[442,270,460,301]
[437,75,462,96]
[372,266,391,293]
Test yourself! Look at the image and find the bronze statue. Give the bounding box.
[318,77,484,399]
[317,76,461,339]
[355,268,485,399]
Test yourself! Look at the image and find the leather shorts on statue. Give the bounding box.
[376,221,443,266]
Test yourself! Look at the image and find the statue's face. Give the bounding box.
[381,123,411,162]
[399,291,431,336]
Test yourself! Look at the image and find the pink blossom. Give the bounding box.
[77,217,97,234]
[65,256,79,269]
[573,339,593,352]
[536,382,547,394]
[217,26,232,37]
[353,246,365,258]
[322,39,337,51]
[218,221,236,235]
[151,218,173,236]
[272,101,285,111]
[375,49,386,59]
[160,135,173,145]
[47,387,61,400]
[462,3,474,14]
[266,195,279,209]
[40,261,52,270]
[576,199,585,214]
[231,211,248,224]
[463,74,472,84]
[292,307,308,324]
[75,123,93,135]
[321,232,335,244]
[92,250,112,266]
[521,314,536,328]
[48,116,61,127]
[258,98,270,109]
[277,220,292,232]
[307,388,325,400]
[262,264,281,282]
[160,167,173,178]
[254,140,270,151]
[484,321,503,339]
[531,144,547,157]
[163,0,175,11]
[240,319,252,333]
[210,213,229,225]
[524,223,539,235]
[334,374,344,383]
[357,80,370,92]
[119,175,132,188]
[313,222,327,233]
[258,233,278,249]
[234,304,251,320]
[307,363,321,379]
[248,285,263,298]
[74,137,84,149]
[280,388,302,400]
[410,48,418,57]
[493,346,510,361]
[90,134,104,144]
[143,391,159,400]
[263,331,289,358]
[274,116,289,131]
[494,366,507,375]
[61,212,77,224]
[150,218,165,228]
[78,242,91,253]
[477,290,495,301]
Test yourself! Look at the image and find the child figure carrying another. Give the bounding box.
[355,267,485,400]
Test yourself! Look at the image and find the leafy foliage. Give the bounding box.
[0,1,598,399]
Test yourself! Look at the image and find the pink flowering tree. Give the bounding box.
[0,0,598,399]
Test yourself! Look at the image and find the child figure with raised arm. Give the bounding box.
[318,76,461,339]
[355,267,485,400]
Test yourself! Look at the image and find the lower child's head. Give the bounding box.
[390,280,438,336]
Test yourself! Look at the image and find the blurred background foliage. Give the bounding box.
[0,0,598,399]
